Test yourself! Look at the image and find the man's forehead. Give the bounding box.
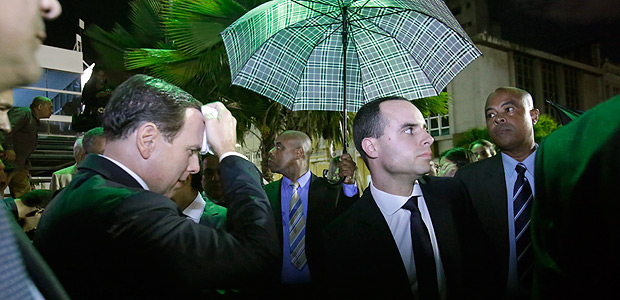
[486,90,524,108]
[380,100,423,120]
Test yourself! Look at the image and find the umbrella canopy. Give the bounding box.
[221,0,480,113]
[545,100,584,125]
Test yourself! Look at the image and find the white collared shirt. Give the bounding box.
[371,181,446,300]
[100,155,149,190]
[182,193,207,223]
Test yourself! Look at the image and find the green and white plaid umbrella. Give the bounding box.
[221,0,481,146]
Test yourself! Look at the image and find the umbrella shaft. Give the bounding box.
[342,6,348,152]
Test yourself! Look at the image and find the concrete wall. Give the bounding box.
[450,44,512,133]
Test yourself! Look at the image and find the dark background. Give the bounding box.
[44,0,620,64]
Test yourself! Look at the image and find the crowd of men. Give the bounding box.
[1,0,618,299]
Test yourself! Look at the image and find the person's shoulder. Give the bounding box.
[325,191,370,231]
[53,164,76,175]
[456,154,501,175]
[420,175,467,192]
[264,179,282,190]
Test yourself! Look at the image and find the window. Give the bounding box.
[13,68,81,115]
[564,67,579,109]
[514,54,535,94]
[541,61,558,118]
[426,114,450,137]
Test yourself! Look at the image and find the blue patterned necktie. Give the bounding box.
[514,163,533,285]
[402,196,439,300]
[289,182,307,270]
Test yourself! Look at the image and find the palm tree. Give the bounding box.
[86,0,451,181]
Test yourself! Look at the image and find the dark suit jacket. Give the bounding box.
[322,176,496,299]
[34,154,280,299]
[264,173,358,283]
[532,95,620,299]
[455,154,509,290]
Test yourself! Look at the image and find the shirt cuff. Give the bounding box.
[219,152,248,162]
[342,182,358,197]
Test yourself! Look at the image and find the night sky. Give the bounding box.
[44,0,620,64]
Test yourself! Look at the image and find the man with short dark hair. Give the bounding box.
[171,155,227,229]
[201,154,225,205]
[323,96,494,299]
[2,96,53,197]
[456,87,540,299]
[81,126,106,155]
[469,139,497,161]
[34,74,279,299]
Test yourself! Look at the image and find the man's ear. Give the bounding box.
[530,108,540,125]
[136,122,159,159]
[295,147,305,159]
[361,137,378,160]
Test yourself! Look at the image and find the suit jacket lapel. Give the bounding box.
[356,190,411,288]
[419,177,463,296]
[264,179,284,250]
[483,155,510,260]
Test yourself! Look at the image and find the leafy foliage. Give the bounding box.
[453,127,490,149]
[534,114,560,143]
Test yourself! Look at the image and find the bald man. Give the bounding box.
[456,87,540,299]
[264,130,358,297]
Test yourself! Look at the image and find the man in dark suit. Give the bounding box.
[455,87,540,299]
[0,1,68,299]
[323,96,494,299]
[532,95,620,299]
[34,75,280,299]
[264,130,358,296]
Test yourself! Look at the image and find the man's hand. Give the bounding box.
[203,102,237,156]
[437,161,457,177]
[337,153,357,184]
[4,149,15,162]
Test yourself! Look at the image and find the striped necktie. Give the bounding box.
[289,182,307,270]
[402,196,439,300]
[514,163,533,285]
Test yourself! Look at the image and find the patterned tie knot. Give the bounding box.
[515,163,527,175]
[290,181,300,191]
[401,196,420,213]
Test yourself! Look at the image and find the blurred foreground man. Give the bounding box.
[34,75,279,299]
[0,0,68,299]
[533,95,620,299]
[323,97,494,299]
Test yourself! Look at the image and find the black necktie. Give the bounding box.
[514,163,533,285]
[402,196,439,300]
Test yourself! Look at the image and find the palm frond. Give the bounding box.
[162,0,249,55]
[129,0,165,44]
[412,92,451,117]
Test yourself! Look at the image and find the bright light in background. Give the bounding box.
[81,63,95,91]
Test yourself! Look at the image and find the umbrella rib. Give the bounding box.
[295,0,339,7]
[291,0,342,24]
